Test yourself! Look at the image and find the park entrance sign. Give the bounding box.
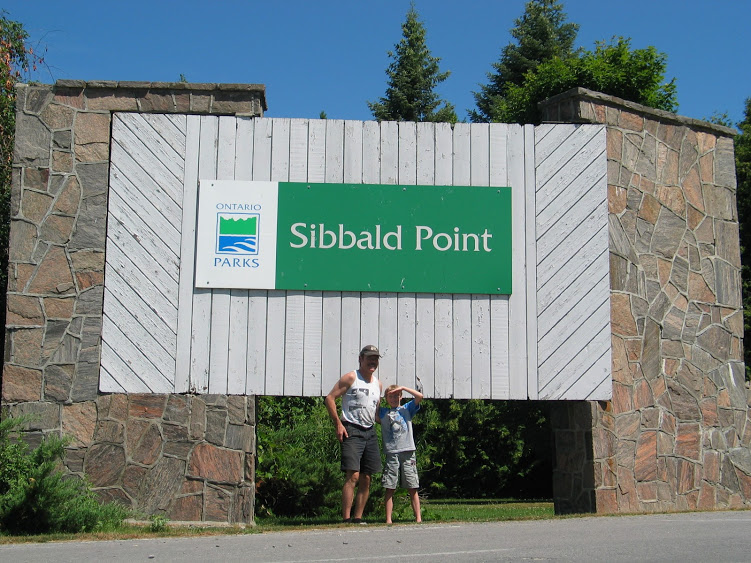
[194,181,513,294]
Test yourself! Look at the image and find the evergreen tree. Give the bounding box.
[487,37,678,124]
[471,0,578,123]
[368,5,456,123]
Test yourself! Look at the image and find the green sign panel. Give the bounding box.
[275,183,511,294]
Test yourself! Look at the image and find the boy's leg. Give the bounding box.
[384,488,396,524]
[408,488,422,522]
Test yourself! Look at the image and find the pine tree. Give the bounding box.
[471,0,578,122]
[368,5,457,123]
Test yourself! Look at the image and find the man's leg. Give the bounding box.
[342,470,359,520]
[351,473,372,520]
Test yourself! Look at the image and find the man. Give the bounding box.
[325,344,383,524]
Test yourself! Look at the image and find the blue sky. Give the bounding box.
[4,0,750,127]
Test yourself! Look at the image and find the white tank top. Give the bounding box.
[341,370,380,428]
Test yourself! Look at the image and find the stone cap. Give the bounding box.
[48,79,267,114]
[539,87,737,137]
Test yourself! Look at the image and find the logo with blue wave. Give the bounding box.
[216,213,259,254]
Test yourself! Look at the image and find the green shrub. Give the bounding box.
[0,414,129,535]
[255,397,344,518]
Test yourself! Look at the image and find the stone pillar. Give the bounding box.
[543,88,750,513]
[2,81,266,524]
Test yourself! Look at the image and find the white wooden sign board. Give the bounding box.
[100,114,611,400]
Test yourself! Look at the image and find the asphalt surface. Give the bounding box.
[1,510,750,562]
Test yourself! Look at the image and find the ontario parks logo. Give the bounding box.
[216,213,259,254]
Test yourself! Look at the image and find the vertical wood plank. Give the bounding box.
[397,295,416,388]
[289,118,309,183]
[190,115,218,394]
[433,122,453,398]
[246,290,267,395]
[472,294,491,399]
[490,295,510,399]
[246,118,272,395]
[308,120,326,183]
[284,291,305,395]
[398,121,417,185]
[322,295,342,393]
[175,115,201,393]
[524,124,539,400]
[228,117,253,395]
[208,116,236,394]
[284,118,309,396]
[415,294,435,397]
[380,121,398,185]
[470,123,490,187]
[317,119,341,391]
[360,295,380,349]
[452,295,472,398]
[434,294,453,398]
[416,122,435,186]
[378,294,397,389]
[415,121,435,396]
[489,124,510,399]
[452,123,472,397]
[434,122,452,187]
[265,291,286,395]
[507,124,528,399]
[303,290,323,396]
[344,120,363,183]
[489,123,508,187]
[266,118,291,395]
[397,121,417,389]
[341,294,362,375]
[362,121,381,185]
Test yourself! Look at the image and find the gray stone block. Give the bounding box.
[14,113,51,166]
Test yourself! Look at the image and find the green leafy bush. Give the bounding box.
[0,414,129,535]
[413,399,552,499]
[255,397,346,518]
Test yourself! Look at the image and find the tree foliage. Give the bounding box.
[735,99,751,379]
[472,0,579,123]
[368,4,456,123]
[489,37,677,124]
[413,400,552,499]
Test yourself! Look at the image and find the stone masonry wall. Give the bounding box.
[543,88,750,513]
[1,81,266,523]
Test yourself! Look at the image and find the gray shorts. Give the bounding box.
[382,450,419,490]
[340,422,382,475]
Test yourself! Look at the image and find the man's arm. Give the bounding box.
[324,371,356,442]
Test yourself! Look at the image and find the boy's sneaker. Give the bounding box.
[352,518,367,525]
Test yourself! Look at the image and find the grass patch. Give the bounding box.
[255,498,554,527]
[0,498,555,544]
[420,498,554,522]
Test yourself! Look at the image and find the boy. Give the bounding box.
[376,384,423,524]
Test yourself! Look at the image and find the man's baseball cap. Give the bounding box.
[360,345,382,357]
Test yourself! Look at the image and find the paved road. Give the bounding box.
[2,510,751,562]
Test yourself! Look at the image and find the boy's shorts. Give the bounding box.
[340,421,382,474]
[382,450,419,489]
